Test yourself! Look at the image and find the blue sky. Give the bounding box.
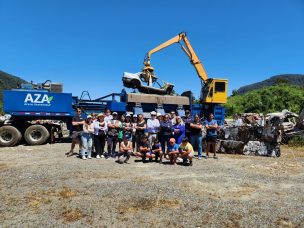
[0,0,303,99]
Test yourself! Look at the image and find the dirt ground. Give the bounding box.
[0,143,303,227]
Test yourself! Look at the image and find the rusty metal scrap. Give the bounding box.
[217,125,282,157]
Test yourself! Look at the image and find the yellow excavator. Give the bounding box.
[142,32,227,104]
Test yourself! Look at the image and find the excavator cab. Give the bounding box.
[201,79,227,104]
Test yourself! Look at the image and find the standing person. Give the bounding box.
[159,114,172,156]
[91,112,97,155]
[132,114,138,152]
[117,136,132,164]
[172,116,185,144]
[104,108,113,124]
[182,110,192,139]
[135,114,146,152]
[166,138,179,165]
[178,137,194,166]
[170,111,177,125]
[118,114,125,148]
[93,113,107,159]
[107,112,121,158]
[233,114,243,126]
[190,114,203,159]
[123,114,133,140]
[156,113,163,140]
[205,113,218,159]
[67,108,85,156]
[81,115,94,160]
[147,111,160,145]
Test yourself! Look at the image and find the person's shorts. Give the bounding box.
[206,135,217,143]
[180,152,194,157]
[71,131,82,141]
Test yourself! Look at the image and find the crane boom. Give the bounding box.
[144,32,208,82]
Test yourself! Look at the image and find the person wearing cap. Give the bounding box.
[81,115,94,160]
[135,114,146,152]
[190,114,203,159]
[178,137,193,166]
[172,116,185,144]
[159,114,172,157]
[147,111,160,145]
[182,110,192,139]
[67,108,85,157]
[157,112,163,122]
[93,113,107,159]
[170,111,177,125]
[132,114,138,152]
[151,139,162,162]
[117,135,132,164]
[166,138,179,165]
[106,112,121,158]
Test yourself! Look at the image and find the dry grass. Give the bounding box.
[62,207,84,223]
[118,197,181,214]
[24,187,78,208]
[58,187,77,199]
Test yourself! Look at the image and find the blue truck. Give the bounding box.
[0,81,225,147]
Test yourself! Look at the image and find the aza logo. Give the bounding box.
[24,93,54,104]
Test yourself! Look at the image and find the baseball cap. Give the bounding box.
[97,113,104,117]
[112,112,118,115]
[126,113,131,117]
[150,111,157,115]
[133,114,138,118]
[87,115,92,119]
[157,112,162,117]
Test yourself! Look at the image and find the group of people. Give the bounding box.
[67,108,219,165]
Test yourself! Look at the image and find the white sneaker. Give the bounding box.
[177,157,183,162]
[88,156,92,159]
[96,155,100,159]
[82,156,87,160]
[101,155,104,158]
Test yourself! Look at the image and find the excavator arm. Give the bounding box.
[144,32,208,83]
[143,32,227,104]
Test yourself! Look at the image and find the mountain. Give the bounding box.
[0,70,27,103]
[235,74,304,95]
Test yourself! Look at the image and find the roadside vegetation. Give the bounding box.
[225,83,304,117]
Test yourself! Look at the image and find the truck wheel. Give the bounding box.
[24,125,50,145]
[0,126,22,147]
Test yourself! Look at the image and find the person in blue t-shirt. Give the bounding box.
[151,140,163,162]
[205,113,218,159]
[166,138,180,165]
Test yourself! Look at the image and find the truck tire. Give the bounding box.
[0,126,22,147]
[24,125,50,145]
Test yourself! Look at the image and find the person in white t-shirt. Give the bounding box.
[147,111,160,144]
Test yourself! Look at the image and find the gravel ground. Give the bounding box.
[0,143,303,227]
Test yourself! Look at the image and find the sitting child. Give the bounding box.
[178,137,193,166]
[151,140,163,162]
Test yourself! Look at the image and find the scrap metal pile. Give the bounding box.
[215,109,304,157]
[217,125,282,157]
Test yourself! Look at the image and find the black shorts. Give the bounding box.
[71,131,82,141]
[206,135,217,142]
